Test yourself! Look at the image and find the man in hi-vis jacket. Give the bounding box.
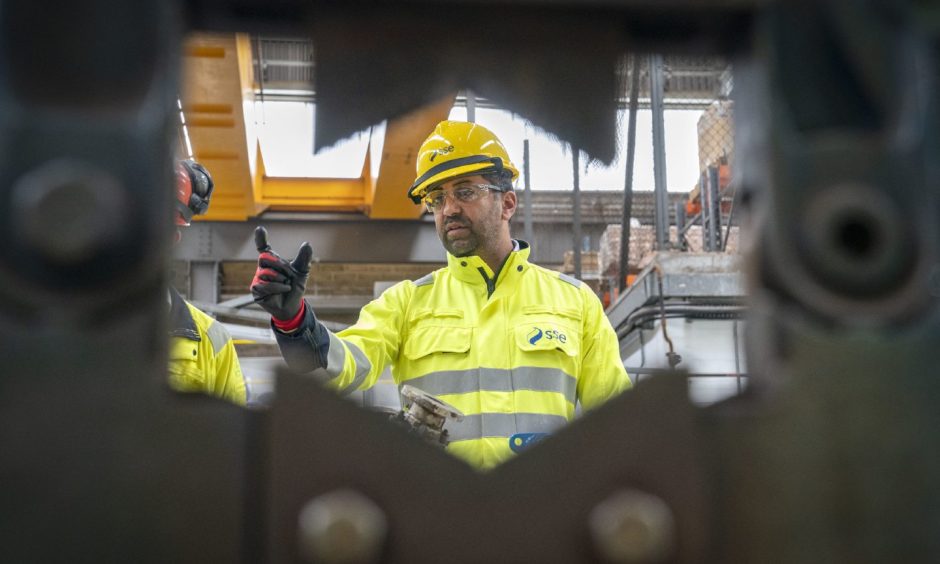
[250,121,629,469]
[169,160,246,405]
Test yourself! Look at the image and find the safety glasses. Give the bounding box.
[422,183,504,212]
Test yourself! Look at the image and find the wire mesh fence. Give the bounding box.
[591,55,738,303]
[659,56,736,253]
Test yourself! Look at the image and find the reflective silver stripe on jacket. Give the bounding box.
[446,413,568,442]
[324,332,373,395]
[404,367,577,405]
[558,272,582,288]
[205,321,230,355]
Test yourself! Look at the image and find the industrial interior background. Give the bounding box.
[1,1,938,563]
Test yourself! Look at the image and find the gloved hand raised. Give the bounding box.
[250,226,313,322]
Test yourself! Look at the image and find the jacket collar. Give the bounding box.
[168,287,201,341]
[446,240,532,296]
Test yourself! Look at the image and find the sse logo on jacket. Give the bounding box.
[527,326,567,345]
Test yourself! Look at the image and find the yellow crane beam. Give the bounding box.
[367,95,456,219]
[181,33,453,220]
[181,34,258,221]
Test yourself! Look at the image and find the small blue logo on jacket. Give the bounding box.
[528,326,567,345]
[527,327,543,344]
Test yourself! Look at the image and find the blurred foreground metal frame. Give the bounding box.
[1,0,938,562]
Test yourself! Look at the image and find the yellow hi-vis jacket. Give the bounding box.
[275,242,630,469]
[168,288,247,406]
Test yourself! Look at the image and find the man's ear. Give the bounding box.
[502,190,518,221]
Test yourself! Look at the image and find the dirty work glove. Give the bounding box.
[250,226,313,322]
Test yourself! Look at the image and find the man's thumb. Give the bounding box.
[254,226,271,253]
[292,242,313,273]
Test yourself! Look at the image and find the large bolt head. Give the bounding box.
[589,489,676,563]
[12,159,127,265]
[800,184,912,298]
[298,489,387,564]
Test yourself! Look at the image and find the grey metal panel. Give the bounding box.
[606,251,745,330]
[177,213,616,265]
[657,272,742,296]
[177,218,446,263]
[190,261,220,304]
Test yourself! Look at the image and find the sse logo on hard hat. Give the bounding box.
[428,145,455,162]
[527,327,567,345]
[408,121,520,204]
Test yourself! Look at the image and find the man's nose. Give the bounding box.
[441,192,462,216]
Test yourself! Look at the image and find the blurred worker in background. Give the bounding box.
[251,121,629,468]
[169,159,247,405]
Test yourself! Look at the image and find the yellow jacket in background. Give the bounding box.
[168,288,247,406]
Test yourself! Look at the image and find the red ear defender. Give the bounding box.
[175,160,214,226]
[175,162,194,226]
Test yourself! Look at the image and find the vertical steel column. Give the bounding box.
[523,139,534,244]
[733,320,742,393]
[649,54,670,250]
[619,54,641,294]
[698,168,715,253]
[572,147,582,281]
[722,188,737,252]
[676,201,687,251]
[707,165,722,251]
[466,89,476,122]
[190,261,221,304]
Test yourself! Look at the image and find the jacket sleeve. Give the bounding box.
[576,287,632,409]
[274,282,411,395]
[202,320,247,406]
[213,338,248,406]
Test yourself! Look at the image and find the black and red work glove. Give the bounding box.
[250,226,313,327]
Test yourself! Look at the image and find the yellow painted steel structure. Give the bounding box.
[367,95,457,219]
[180,35,257,221]
[180,33,454,221]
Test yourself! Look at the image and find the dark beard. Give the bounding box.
[439,198,502,258]
[440,227,480,257]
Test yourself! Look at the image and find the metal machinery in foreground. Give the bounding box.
[1,1,938,563]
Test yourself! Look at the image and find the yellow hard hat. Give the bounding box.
[408,120,520,203]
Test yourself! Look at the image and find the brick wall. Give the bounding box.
[174,260,587,303]
[222,262,444,297]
